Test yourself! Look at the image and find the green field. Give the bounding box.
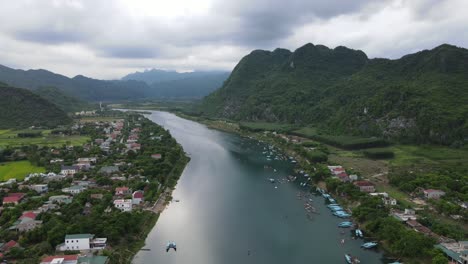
[0,161,46,181]
[239,122,297,132]
[390,144,468,167]
[0,129,90,147]
[292,127,389,150]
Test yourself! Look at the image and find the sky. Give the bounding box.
[0,0,467,79]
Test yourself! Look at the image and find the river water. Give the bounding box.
[133,111,386,264]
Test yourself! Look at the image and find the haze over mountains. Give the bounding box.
[200,43,468,145]
[0,65,229,101]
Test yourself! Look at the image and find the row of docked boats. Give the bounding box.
[317,187,384,263]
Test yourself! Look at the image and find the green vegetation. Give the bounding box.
[0,161,45,181]
[239,122,296,132]
[200,43,468,146]
[34,86,91,113]
[362,148,395,159]
[0,129,90,148]
[293,127,388,149]
[0,83,71,129]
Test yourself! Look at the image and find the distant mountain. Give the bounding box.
[0,83,72,128]
[34,86,90,113]
[122,68,228,84]
[149,72,229,98]
[0,65,150,101]
[123,69,229,98]
[0,65,228,101]
[200,43,468,145]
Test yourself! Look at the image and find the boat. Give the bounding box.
[328,198,336,203]
[362,242,378,249]
[345,254,352,264]
[355,229,363,238]
[322,193,331,198]
[338,221,353,228]
[327,203,339,207]
[166,242,177,252]
[268,178,275,183]
[334,212,351,218]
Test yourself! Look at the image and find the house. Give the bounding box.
[40,255,79,264]
[370,192,397,206]
[151,154,162,160]
[30,184,48,193]
[392,208,418,221]
[423,189,446,200]
[99,166,120,175]
[61,166,80,176]
[58,234,107,251]
[115,186,131,196]
[77,157,97,164]
[0,240,18,252]
[113,199,132,212]
[11,217,43,232]
[74,162,91,170]
[94,138,104,145]
[353,181,375,193]
[49,195,73,204]
[435,241,468,264]
[62,185,87,195]
[2,193,25,205]
[132,190,144,205]
[50,159,64,164]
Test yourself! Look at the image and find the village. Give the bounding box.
[0,112,189,263]
[257,131,468,263]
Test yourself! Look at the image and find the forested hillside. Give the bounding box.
[0,83,72,128]
[34,86,90,112]
[200,43,468,145]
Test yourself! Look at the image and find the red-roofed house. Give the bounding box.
[40,254,79,264]
[423,189,446,200]
[19,211,37,220]
[1,240,18,252]
[353,181,375,193]
[3,193,25,205]
[132,190,144,204]
[115,187,131,196]
[337,172,350,182]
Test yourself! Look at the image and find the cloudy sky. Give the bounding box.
[0,0,467,79]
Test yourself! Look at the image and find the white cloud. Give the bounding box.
[0,0,466,79]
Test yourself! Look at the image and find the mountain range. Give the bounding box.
[0,65,229,101]
[199,43,468,145]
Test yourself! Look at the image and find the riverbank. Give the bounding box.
[171,113,440,263]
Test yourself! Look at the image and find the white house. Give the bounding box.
[58,234,107,251]
[62,185,86,195]
[30,184,48,193]
[60,166,80,176]
[370,192,397,206]
[423,189,446,200]
[113,199,133,212]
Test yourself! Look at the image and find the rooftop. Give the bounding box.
[65,234,94,240]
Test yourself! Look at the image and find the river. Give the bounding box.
[132,111,386,264]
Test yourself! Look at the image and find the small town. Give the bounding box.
[0,111,189,263]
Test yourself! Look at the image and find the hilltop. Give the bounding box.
[0,83,71,128]
[200,43,468,145]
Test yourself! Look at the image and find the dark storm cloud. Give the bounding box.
[217,0,383,46]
